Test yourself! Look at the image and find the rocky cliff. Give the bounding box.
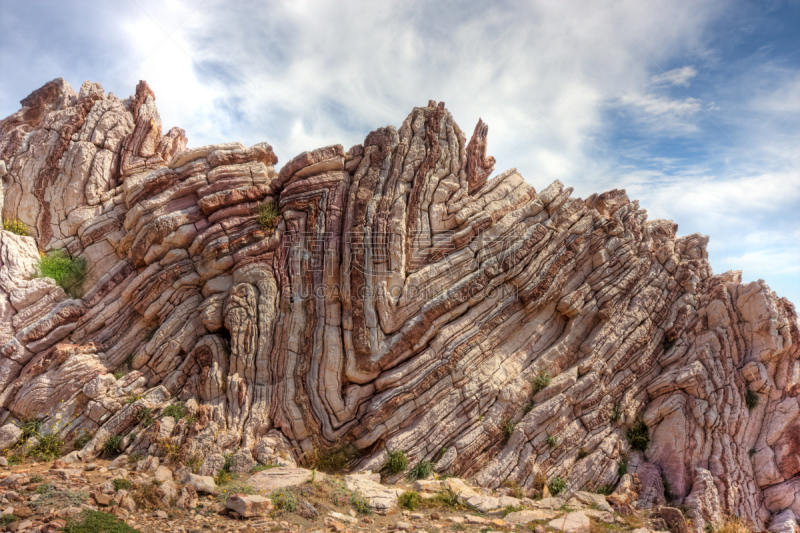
[0,78,797,532]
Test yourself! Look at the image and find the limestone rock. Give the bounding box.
[345,472,404,514]
[548,511,590,533]
[181,473,216,494]
[0,79,797,532]
[0,424,22,451]
[504,509,561,525]
[226,493,274,517]
[249,467,322,492]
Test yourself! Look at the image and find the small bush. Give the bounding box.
[617,456,629,477]
[257,202,281,231]
[20,419,43,441]
[215,469,233,486]
[626,418,650,452]
[113,478,132,491]
[137,407,154,428]
[270,487,297,512]
[407,460,433,481]
[596,484,615,496]
[186,455,203,473]
[102,435,123,458]
[715,516,752,533]
[548,477,566,496]
[545,435,559,449]
[63,509,139,532]
[29,433,64,460]
[501,480,525,499]
[350,492,372,515]
[749,448,756,457]
[35,249,87,297]
[30,475,43,483]
[162,402,188,421]
[503,504,523,517]
[577,448,589,460]
[303,445,354,473]
[532,470,547,492]
[0,514,20,526]
[523,403,533,415]
[610,401,622,423]
[745,390,759,410]
[434,488,463,509]
[532,371,551,394]
[398,490,421,510]
[383,449,408,475]
[3,219,28,236]
[502,419,516,441]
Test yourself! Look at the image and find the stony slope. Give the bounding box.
[0,78,797,532]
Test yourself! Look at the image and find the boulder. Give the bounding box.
[548,511,590,533]
[226,494,274,517]
[181,473,216,494]
[344,472,404,514]
[0,424,22,451]
[249,467,324,492]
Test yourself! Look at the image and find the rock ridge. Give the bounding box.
[0,78,798,532]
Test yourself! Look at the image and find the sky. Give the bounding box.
[1,0,798,305]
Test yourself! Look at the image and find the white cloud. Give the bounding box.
[650,66,698,87]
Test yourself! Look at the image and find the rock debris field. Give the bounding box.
[0,78,797,533]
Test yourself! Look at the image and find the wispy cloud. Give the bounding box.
[650,66,698,87]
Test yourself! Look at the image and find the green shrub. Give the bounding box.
[186,455,203,473]
[626,419,650,452]
[3,219,28,236]
[137,407,154,428]
[270,487,297,512]
[383,449,408,475]
[502,419,516,441]
[257,202,281,231]
[223,453,234,472]
[434,488,463,509]
[350,492,372,515]
[113,478,132,491]
[503,504,523,517]
[596,484,614,496]
[610,401,622,423]
[523,403,534,415]
[214,469,233,486]
[548,477,566,496]
[0,514,19,526]
[617,456,629,477]
[162,402,188,421]
[63,509,139,532]
[398,490,420,510]
[35,250,87,297]
[745,390,759,410]
[29,433,64,460]
[545,435,559,449]
[20,419,42,441]
[577,448,589,460]
[532,371,551,394]
[407,460,433,481]
[102,435,123,458]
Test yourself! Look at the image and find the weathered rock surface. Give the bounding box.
[0,78,798,531]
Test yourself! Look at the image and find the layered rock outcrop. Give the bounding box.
[0,79,798,532]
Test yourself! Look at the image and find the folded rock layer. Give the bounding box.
[0,79,798,532]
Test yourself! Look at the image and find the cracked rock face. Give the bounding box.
[1,78,799,532]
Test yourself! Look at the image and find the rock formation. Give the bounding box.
[0,79,798,532]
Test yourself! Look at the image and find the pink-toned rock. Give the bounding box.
[0,79,797,533]
[226,493,274,517]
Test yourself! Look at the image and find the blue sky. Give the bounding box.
[1,0,798,305]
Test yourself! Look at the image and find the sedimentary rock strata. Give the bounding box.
[0,79,798,532]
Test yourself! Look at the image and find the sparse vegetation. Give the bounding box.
[663,335,677,351]
[30,484,88,511]
[257,201,281,231]
[502,419,516,441]
[610,401,622,423]
[35,249,87,297]
[577,448,590,459]
[270,487,298,512]
[407,460,434,481]
[350,491,372,515]
[433,488,464,509]
[503,504,524,517]
[303,445,354,473]
[626,418,650,452]
[251,463,278,473]
[113,478,132,491]
[745,390,759,410]
[63,510,140,533]
[618,456,629,477]
[398,490,421,510]
[20,419,43,441]
[596,484,615,496]
[3,219,29,236]
[523,402,534,414]
[102,434,123,458]
[0,514,19,526]
[383,449,408,475]
[532,371,551,394]
[501,480,525,499]
[548,476,566,496]
[137,406,154,427]
[29,432,64,460]
[714,515,752,533]
[162,402,188,420]
[186,455,203,473]
[546,435,559,448]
